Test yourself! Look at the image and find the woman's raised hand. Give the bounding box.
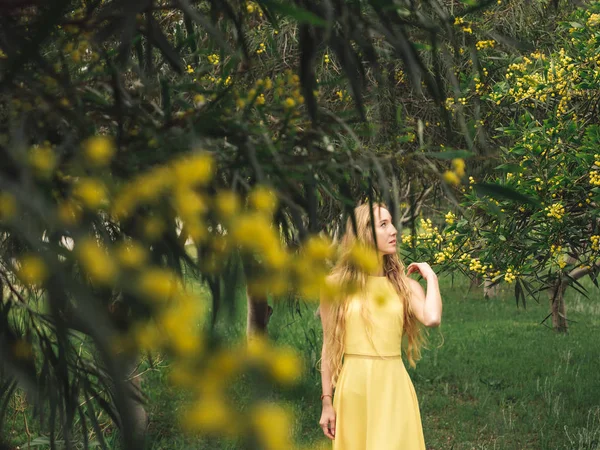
[406,262,437,281]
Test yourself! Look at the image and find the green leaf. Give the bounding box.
[473,183,540,206]
[569,21,584,28]
[494,163,523,173]
[420,150,474,160]
[260,0,328,26]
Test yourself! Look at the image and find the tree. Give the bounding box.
[400,3,600,333]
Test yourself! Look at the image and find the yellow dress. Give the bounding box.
[332,275,426,450]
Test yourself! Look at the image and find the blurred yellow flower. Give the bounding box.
[231,213,272,249]
[137,268,177,303]
[451,158,466,177]
[17,254,48,286]
[57,200,81,225]
[83,136,115,167]
[160,309,203,356]
[173,188,207,218]
[348,243,379,273]
[209,350,239,379]
[142,216,166,241]
[28,144,56,178]
[252,402,293,450]
[183,395,232,434]
[77,238,116,285]
[115,241,147,268]
[303,235,334,261]
[172,152,214,188]
[249,185,278,215]
[132,321,162,350]
[194,94,206,107]
[214,190,240,219]
[0,193,17,220]
[270,347,302,385]
[283,97,296,109]
[72,178,108,209]
[443,170,461,186]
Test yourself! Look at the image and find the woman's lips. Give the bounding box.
[389,239,396,244]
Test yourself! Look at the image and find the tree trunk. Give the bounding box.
[483,278,500,299]
[246,286,273,339]
[469,274,482,291]
[548,276,569,333]
[122,356,149,444]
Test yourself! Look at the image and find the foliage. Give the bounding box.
[401,2,600,328]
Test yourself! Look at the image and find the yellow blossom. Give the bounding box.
[17,254,48,286]
[142,216,166,241]
[214,190,240,219]
[28,144,56,178]
[57,200,81,225]
[591,235,600,252]
[252,402,293,450]
[443,170,461,186]
[588,13,600,26]
[132,321,162,350]
[182,395,233,435]
[115,241,147,268]
[283,97,296,109]
[77,238,116,285]
[348,242,379,273]
[249,185,278,215]
[172,152,214,188]
[173,188,207,218]
[207,53,220,65]
[303,235,334,261]
[451,158,466,177]
[72,178,108,209]
[0,193,17,220]
[445,211,456,225]
[194,94,206,107]
[83,136,115,167]
[137,268,177,303]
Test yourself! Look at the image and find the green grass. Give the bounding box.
[7,273,600,449]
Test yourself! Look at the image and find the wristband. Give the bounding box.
[321,394,333,400]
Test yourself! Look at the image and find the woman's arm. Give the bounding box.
[318,286,336,440]
[406,263,442,327]
[319,300,334,400]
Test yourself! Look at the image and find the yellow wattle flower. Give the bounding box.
[83,136,115,167]
[443,170,461,186]
[77,238,116,285]
[17,254,48,286]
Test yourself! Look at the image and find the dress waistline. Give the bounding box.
[344,353,402,360]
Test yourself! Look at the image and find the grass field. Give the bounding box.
[7,273,600,449]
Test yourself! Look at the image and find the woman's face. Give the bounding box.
[372,207,397,255]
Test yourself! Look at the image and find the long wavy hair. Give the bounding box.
[321,202,428,388]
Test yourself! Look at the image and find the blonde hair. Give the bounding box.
[320,202,428,388]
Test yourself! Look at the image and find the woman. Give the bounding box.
[318,202,443,449]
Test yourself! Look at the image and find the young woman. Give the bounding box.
[318,202,442,449]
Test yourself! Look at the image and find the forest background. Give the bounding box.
[0,0,599,449]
